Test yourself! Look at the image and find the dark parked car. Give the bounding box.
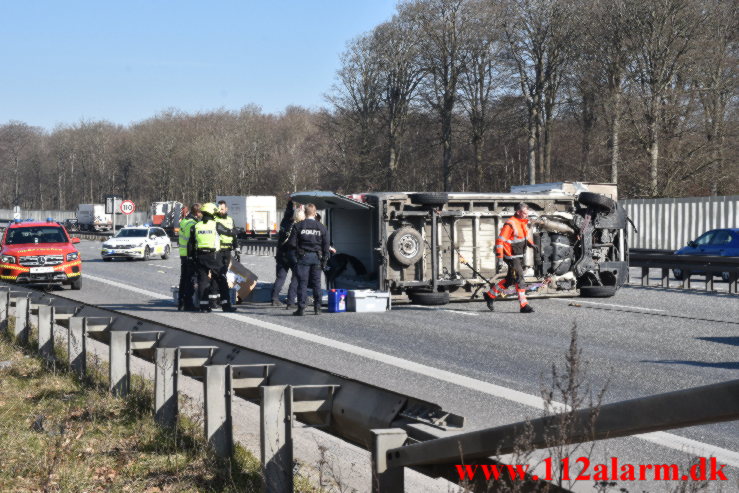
[673,228,739,282]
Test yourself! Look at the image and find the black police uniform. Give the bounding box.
[287,216,330,314]
[271,201,298,305]
[209,216,237,307]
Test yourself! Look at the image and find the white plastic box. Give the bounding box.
[346,290,391,312]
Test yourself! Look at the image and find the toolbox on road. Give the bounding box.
[346,290,391,312]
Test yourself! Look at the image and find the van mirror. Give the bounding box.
[71,237,80,244]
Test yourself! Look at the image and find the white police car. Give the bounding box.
[101,226,172,261]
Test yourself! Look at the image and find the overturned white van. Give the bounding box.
[291,187,629,305]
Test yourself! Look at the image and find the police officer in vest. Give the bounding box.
[215,200,239,268]
[287,203,330,316]
[210,200,239,307]
[188,202,236,313]
[177,203,201,311]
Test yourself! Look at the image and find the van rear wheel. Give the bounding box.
[408,290,449,305]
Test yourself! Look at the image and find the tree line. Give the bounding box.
[0,0,736,212]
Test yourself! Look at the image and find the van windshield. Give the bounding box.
[5,226,68,245]
[115,229,148,238]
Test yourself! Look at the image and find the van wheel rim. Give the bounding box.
[398,234,420,258]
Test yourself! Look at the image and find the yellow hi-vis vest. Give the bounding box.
[215,215,234,248]
[178,217,197,256]
[194,220,220,251]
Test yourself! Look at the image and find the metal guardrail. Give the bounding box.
[372,380,739,491]
[239,238,278,256]
[0,284,463,493]
[629,251,739,294]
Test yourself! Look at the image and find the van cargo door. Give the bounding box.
[291,191,372,210]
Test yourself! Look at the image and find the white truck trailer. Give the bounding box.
[215,195,278,238]
[76,204,112,232]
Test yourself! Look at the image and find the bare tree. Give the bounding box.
[503,0,578,183]
[624,0,704,196]
[373,15,425,189]
[457,0,504,190]
[405,0,472,191]
[694,0,738,196]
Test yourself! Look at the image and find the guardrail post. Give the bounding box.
[705,274,714,292]
[155,347,178,428]
[0,287,9,332]
[682,271,691,289]
[661,268,669,288]
[371,429,407,493]
[109,331,129,396]
[204,365,231,458]
[12,295,30,344]
[261,385,293,493]
[641,267,649,286]
[68,317,86,377]
[37,305,55,362]
[730,273,738,294]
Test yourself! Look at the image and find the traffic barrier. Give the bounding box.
[371,380,739,492]
[4,282,735,491]
[239,238,278,256]
[0,284,463,491]
[629,251,739,294]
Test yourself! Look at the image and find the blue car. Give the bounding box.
[673,228,739,281]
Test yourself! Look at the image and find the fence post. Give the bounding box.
[371,429,408,493]
[641,267,649,287]
[204,364,232,458]
[68,317,86,377]
[261,385,293,493]
[155,347,178,428]
[13,295,30,344]
[109,331,129,396]
[661,268,669,288]
[37,305,55,361]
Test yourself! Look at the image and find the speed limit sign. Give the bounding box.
[120,200,136,215]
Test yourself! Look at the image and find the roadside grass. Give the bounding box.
[0,327,270,492]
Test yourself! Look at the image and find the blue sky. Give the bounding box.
[0,1,398,130]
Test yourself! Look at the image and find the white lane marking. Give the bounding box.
[555,298,667,312]
[406,305,480,317]
[148,263,174,269]
[83,273,739,467]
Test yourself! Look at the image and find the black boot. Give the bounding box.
[483,291,495,312]
[199,304,212,313]
[177,300,184,311]
[271,299,283,307]
[292,307,305,316]
[221,302,237,313]
[183,305,199,312]
[314,304,321,315]
[286,303,295,311]
[520,304,534,313]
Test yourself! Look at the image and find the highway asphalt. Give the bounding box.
[41,240,739,488]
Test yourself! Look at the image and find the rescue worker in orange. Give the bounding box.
[484,202,537,313]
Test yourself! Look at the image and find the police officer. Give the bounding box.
[287,203,330,316]
[188,202,236,313]
[210,200,239,307]
[177,203,201,311]
[215,200,238,268]
[271,198,302,308]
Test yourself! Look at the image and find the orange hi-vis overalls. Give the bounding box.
[489,215,535,308]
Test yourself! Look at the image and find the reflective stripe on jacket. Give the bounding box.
[194,220,220,250]
[178,217,197,256]
[215,215,234,248]
[495,216,531,260]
